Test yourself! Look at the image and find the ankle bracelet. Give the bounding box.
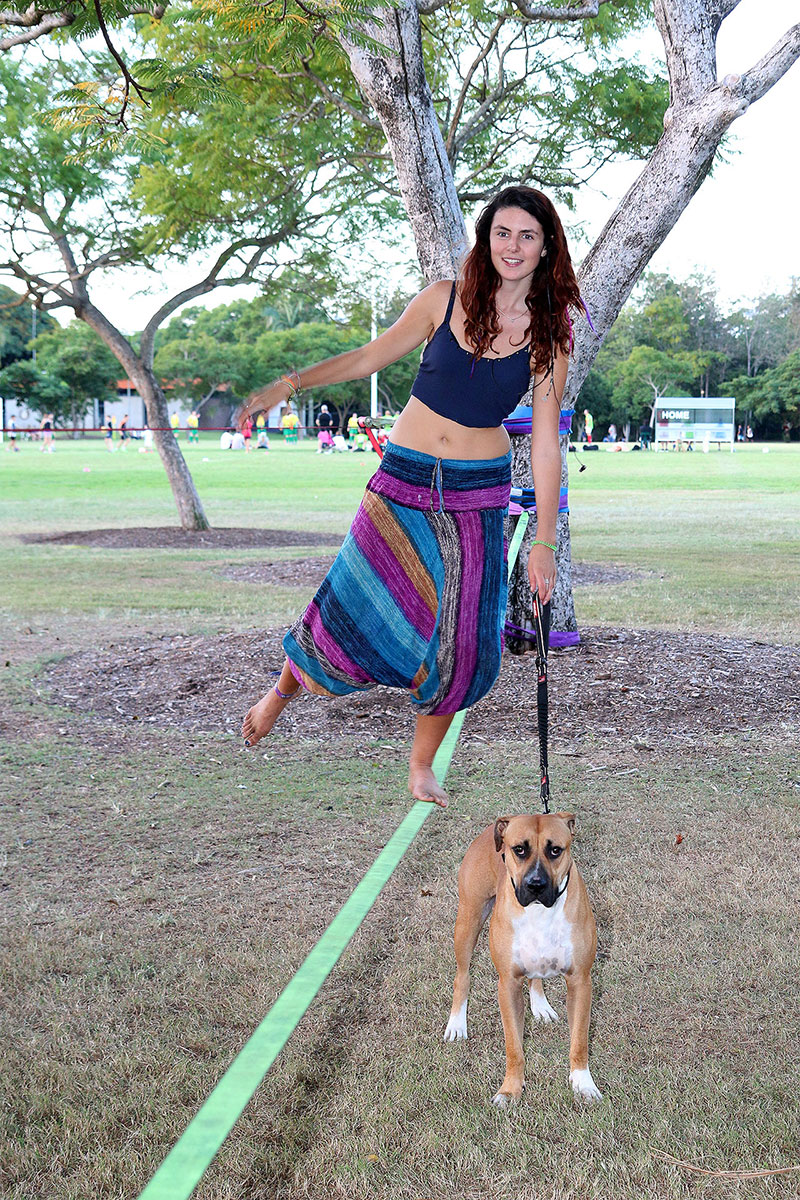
[274,684,296,700]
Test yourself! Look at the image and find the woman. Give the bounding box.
[237,186,582,808]
[40,412,54,453]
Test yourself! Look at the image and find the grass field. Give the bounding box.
[1,435,799,1200]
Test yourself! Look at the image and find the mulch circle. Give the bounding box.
[43,624,798,753]
[20,527,340,550]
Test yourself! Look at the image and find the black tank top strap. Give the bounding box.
[443,280,457,324]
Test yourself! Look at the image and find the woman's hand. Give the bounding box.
[528,542,557,605]
[235,379,290,431]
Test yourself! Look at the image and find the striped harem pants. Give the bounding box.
[284,441,512,715]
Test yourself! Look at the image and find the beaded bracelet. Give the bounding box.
[531,539,557,552]
[280,369,303,396]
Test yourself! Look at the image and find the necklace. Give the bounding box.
[496,305,528,323]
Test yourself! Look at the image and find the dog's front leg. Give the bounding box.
[492,973,526,1106]
[565,970,602,1102]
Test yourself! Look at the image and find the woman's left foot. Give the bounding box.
[409,763,448,808]
[241,687,295,747]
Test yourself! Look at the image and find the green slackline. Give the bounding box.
[137,510,530,1200]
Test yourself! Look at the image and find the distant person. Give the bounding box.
[347,413,359,444]
[317,428,334,453]
[170,411,180,439]
[187,410,200,443]
[256,412,269,449]
[608,422,617,442]
[118,413,129,449]
[583,408,594,443]
[782,420,791,442]
[242,414,253,452]
[40,412,55,453]
[332,432,348,452]
[736,424,744,442]
[104,418,114,450]
[352,430,369,452]
[139,428,155,453]
[219,429,233,450]
[7,416,19,452]
[231,429,246,450]
[316,404,333,435]
[746,424,754,443]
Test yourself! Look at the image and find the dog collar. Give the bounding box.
[554,870,571,900]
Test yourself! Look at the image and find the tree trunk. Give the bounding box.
[337,0,468,282]
[133,366,211,531]
[79,304,210,531]
[505,424,578,653]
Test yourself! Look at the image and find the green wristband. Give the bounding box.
[532,539,557,552]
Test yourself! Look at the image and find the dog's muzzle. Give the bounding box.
[514,864,569,908]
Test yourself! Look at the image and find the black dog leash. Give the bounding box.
[532,590,551,814]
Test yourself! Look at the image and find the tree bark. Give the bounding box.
[337,0,468,282]
[79,303,211,530]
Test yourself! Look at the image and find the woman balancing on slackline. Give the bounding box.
[237,185,582,808]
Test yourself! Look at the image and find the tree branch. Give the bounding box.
[138,236,287,362]
[509,0,610,20]
[738,22,800,105]
[0,7,74,49]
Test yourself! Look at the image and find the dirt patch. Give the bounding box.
[217,559,646,589]
[43,625,798,751]
[220,557,338,587]
[20,527,340,550]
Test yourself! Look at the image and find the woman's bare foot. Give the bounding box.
[242,686,295,748]
[409,762,448,808]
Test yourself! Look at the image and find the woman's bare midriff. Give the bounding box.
[389,395,510,460]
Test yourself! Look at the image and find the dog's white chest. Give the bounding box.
[510,899,573,979]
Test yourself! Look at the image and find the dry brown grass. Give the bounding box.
[2,680,799,1200]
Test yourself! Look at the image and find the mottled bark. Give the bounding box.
[337,0,467,281]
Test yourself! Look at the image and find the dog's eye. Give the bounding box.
[548,845,562,858]
[512,844,527,858]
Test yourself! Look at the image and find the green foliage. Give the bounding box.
[729,350,800,436]
[31,321,119,423]
[154,333,259,403]
[421,0,667,201]
[0,286,57,368]
[0,358,70,419]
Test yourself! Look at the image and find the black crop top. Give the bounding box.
[410,282,532,428]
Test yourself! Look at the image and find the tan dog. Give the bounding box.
[444,813,601,1105]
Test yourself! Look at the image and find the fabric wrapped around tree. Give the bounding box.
[503,405,580,653]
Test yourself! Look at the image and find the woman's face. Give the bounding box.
[488,206,546,284]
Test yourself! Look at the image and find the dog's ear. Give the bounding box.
[494,817,511,852]
[555,812,576,834]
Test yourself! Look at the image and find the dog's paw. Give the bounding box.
[443,1004,468,1042]
[569,1068,602,1104]
[491,1091,515,1108]
[529,987,559,1024]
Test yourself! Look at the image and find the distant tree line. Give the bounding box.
[3,273,798,440]
[582,273,800,441]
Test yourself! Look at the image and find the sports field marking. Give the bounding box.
[137,513,529,1200]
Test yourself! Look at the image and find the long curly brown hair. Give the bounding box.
[460,186,581,375]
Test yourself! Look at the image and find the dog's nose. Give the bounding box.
[523,869,548,894]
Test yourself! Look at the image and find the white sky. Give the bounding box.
[569,0,800,308]
[16,0,800,330]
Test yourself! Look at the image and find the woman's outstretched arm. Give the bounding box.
[237,281,452,425]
